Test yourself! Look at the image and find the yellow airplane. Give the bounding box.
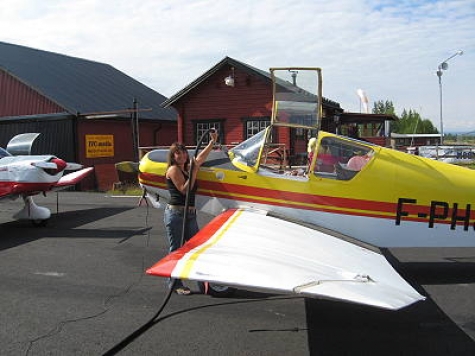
[140,68,475,310]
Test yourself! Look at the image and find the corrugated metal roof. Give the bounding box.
[0,41,176,121]
[162,56,341,110]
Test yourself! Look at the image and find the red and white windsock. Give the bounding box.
[356,89,369,114]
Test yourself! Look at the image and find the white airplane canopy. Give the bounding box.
[6,133,40,156]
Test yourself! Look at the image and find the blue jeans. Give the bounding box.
[163,207,199,288]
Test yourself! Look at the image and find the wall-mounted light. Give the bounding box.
[333,114,341,135]
[224,67,235,87]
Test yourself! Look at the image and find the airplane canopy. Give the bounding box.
[228,128,268,172]
[271,68,322,130]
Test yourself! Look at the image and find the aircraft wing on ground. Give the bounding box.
[147,209,425,310]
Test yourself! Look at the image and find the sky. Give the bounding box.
[0,0,474,133]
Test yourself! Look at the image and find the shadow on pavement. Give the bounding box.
[305,295,475,356]
[0,207,147,251]
[305,251,475,355]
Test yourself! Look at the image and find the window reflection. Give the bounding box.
[0,147,11,159]
[230,128,267,168]
[314,137,374,180]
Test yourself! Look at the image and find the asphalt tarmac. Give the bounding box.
[1,192,474,355]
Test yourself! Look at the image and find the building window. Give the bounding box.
[195,121,223,145]
[243,117,271,139]
[294,127,305,139]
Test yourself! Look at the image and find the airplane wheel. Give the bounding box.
[198,282,236,297]
[32,219,48,227]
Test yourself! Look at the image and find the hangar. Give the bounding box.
[0,41,177,191]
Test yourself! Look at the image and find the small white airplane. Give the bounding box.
[138,68,474,310]
[0,133,93,225]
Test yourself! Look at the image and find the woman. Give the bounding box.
[164,130,218,295]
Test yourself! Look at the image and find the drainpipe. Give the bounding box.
[178,106,185,143]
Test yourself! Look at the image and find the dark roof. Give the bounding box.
[162,56,341,110]
[0,41,176,121]
[338,112,398,124]
[0,112,73,122]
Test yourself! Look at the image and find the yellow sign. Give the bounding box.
[86,135,114,158]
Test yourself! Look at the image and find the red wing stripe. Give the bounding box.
[199,180,397,213]
[140,172,396,213]
[146,209,237,277]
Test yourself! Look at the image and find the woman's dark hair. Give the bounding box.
[167,142,190,170]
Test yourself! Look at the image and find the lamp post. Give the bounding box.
[436,50,463,144]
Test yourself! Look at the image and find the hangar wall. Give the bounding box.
[0,116,76,162]
[76,118,177,191]
[0,69,65,117]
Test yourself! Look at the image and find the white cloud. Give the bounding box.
[1,0,474,132]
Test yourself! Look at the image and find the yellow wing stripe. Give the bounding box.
[180,209,243,279]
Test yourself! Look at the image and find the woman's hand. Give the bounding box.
[195,130,219,168]
[209,130,218,144]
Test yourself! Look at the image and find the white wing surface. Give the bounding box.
[147,209,425,310]
[55,167,94,188]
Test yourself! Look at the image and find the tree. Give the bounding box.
[372,100,396,116]
[394,109,438,134]
[372,100,438,134]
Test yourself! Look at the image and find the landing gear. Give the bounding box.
[14,196,51,226]
[198,282,236,297]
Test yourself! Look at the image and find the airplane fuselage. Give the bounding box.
[139,131,475,248]
[0,133,93,223]
[0,155,64,197]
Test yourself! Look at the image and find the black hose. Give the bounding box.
[102,287,174,356]
[180,128,215,246]
[102,129,215,355]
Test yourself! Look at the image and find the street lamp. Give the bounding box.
[436,50,463,144]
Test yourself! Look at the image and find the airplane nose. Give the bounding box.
[50,158,67,173]
[32,158,70,175]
